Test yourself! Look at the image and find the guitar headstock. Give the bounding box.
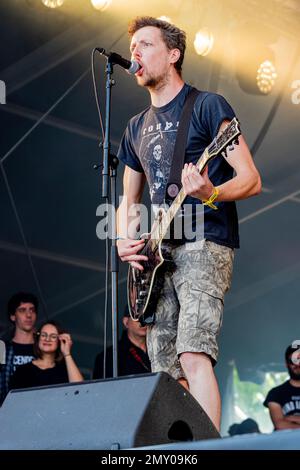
[208,117,241,160]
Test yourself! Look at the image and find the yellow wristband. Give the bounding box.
[202,187,219,210]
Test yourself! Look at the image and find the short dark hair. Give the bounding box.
[285,344,299,363]
[7,292,38,319]
[128,16,186,76]
[34,321,64,362]
[228,418,260,436]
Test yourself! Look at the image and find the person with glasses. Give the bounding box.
[9,321,83,390]
[0,292,38,405]
[263,344,300,430]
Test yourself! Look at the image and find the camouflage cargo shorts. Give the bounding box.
[146,239,234,380]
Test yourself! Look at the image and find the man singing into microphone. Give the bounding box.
[116,17,261,431]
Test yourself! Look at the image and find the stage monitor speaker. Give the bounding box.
[0,372,219,450]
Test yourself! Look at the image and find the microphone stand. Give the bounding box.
[102,55,119,379]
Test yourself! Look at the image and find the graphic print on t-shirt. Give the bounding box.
[140,117,179,203]
[282,395,300,415]
[264,380,300,416]
[13,355,34,367]
[12,342,35,372]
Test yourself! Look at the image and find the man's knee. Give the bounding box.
[180,351,212,376]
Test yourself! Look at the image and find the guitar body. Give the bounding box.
[127,236,166,325]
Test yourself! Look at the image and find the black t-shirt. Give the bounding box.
[9,361,69,390]
[264,380,300,415]
[117,84,239,248]
[93,332,151,379]
[11,342,35,373]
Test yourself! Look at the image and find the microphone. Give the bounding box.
[96,48,141,75]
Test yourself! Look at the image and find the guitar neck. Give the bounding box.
[151,148,210,248]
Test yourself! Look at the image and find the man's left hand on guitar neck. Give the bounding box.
[181,163,215,202]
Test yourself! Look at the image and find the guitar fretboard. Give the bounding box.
[150,148,210,249]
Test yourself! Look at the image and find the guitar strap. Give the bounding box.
[165,86,200,204]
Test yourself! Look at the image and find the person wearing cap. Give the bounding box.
[93,307,151,379]
[264,344,300,430]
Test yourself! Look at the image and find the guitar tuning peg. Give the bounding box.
[228,145,234,152]
[234,138,239,145]
[221,151,227,158]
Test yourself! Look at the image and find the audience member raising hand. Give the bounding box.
[10,321,83,390]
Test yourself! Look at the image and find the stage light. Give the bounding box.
[256,60,277,94]
[233,21,278,95]
[90,0,112,11]
[235,46,277,95]
[193,29,214,57]
[41,0,64,8]
[157,16,172,23]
